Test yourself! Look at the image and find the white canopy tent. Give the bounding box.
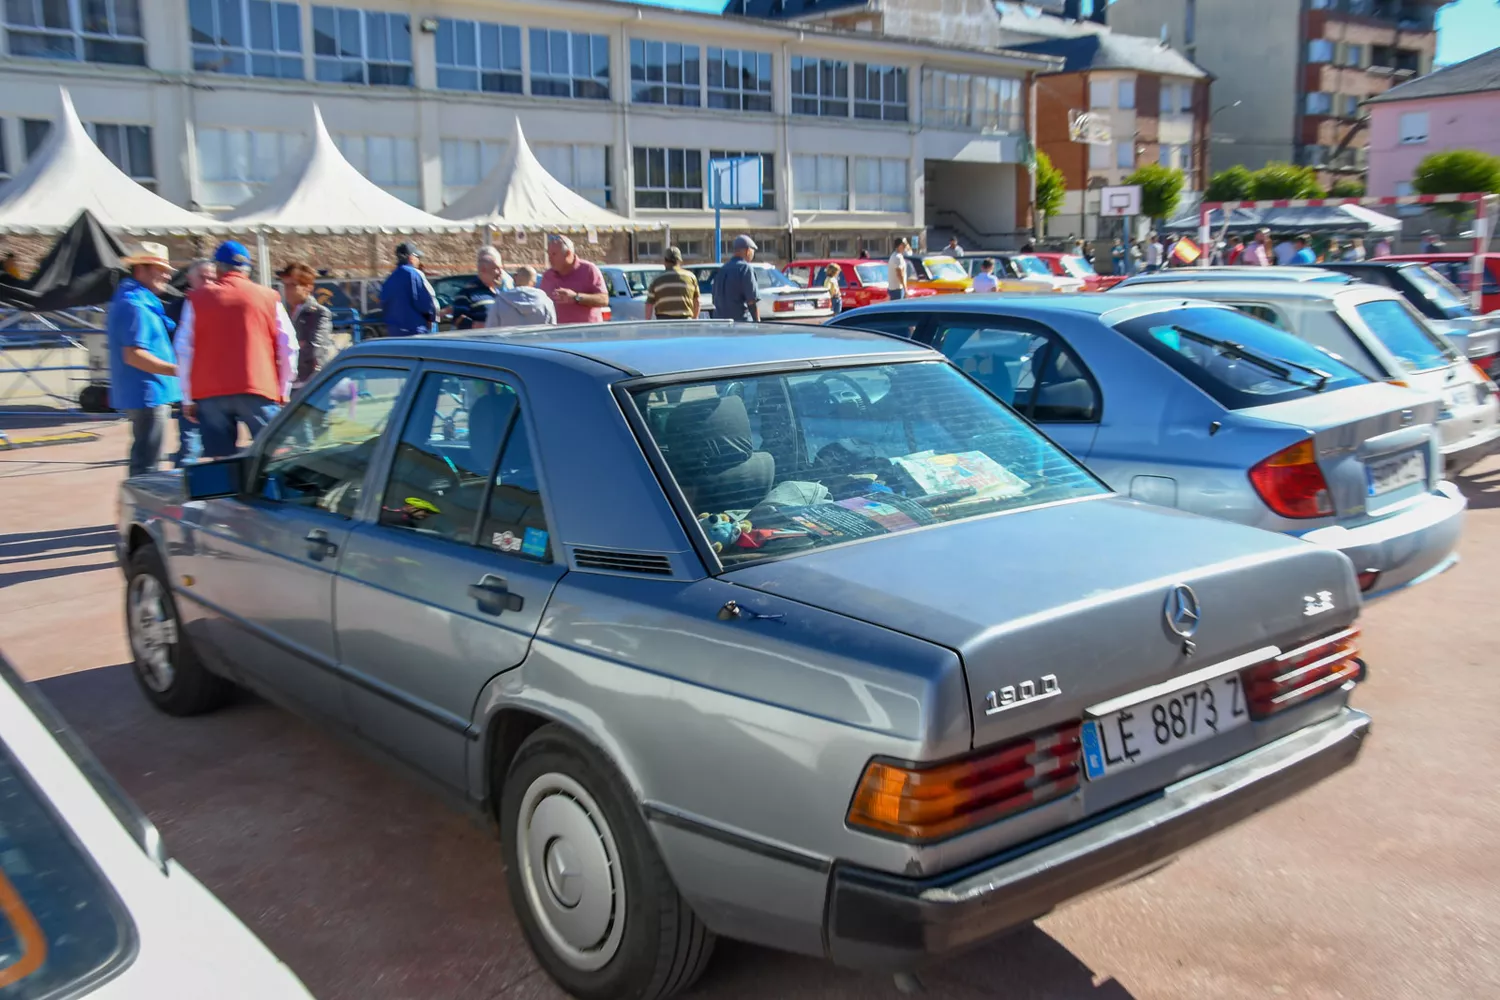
[0,88,224,235]
[439,118,654,233]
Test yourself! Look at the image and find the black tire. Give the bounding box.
[78,384,112,413]
[500,725,715,1000]
[124,545,232,716]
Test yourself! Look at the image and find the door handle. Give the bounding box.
[468,574,524,615]
[305,528,338,561]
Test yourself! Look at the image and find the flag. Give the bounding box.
[1173,237,1201,264]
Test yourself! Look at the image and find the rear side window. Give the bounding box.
[1232,304,1286,329]
[1113,306,1368,409]
[832,311,928,342]
[932,317,1098,422]
[0,742,134,997]
[1352,299,1456,373]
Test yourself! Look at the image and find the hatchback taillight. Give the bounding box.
[1248,440,1334,519]
[1240,627,1362,719]
[847,722,1082,842]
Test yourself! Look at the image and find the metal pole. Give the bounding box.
[1197,203,1211,268]
[255,231,271,285]
[714,167,722,265]
[1471,194,1494,313]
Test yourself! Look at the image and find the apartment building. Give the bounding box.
[0,0,1054,262]
[1106,0,1451,186]
[1364,47,1500,197]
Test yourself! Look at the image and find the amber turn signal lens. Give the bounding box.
[846,723,1082,842]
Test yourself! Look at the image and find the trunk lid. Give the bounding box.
[724,497,1358,748]
[1238,382,1442,519]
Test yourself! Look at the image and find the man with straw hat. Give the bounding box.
[107,242,180,477]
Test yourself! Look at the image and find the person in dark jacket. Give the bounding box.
[165,258,213,466]
[379,242,437,336]
[278,262,334,391]
[449,245,514,329]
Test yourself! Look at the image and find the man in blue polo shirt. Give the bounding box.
[379,241,437,336]
[107,242,181,476]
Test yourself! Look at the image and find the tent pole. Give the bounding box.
[255,232,270,285]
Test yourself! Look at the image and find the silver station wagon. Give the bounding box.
[118,324,1371,999]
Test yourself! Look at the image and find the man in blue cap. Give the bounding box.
[379,242,437,336]
[106,242,180,476]
[711,235,760,322]
[177,240,297,457]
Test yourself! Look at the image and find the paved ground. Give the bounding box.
[4,420,1499,1000]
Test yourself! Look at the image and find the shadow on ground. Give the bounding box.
[1456,466,1500,511]
[36,664,1133,1000]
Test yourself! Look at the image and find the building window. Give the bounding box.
[1180,84,1193,113]
[708,151,775,210]
[1306,91,1332,114]
[1158,144,1172,168]
[635,237,664,259]
[196,127,301,206]
[334,134,419,204]
[631,39,700,106]
[312,7,410,86]
[633,147,700,210]
[1089,79,1112,109]
[793,237,816,257]
[4,0,145,64]
[792,154,848,211]
[853,157,907,212]
[853,63,907,121]
[1309,39,1332,63]
[1117,141,1134,169]
[1344,43,1363,67]
[828,237,851,256]
[1341,94,1360,117]
[530,29,609,100]
[1398,111,1427,144]
[435,19,521,94]
[1118,78,1135,109]
[706,47,772,112]
[190,0,301,78]
[921,70,1022,132]
[1159,83,1174,114]
[89,123,154,188]
[1185,0,1196,44]
[22,118,51,159]
[535,143,612,208]
[441,138,504,204]
[1090,140,1112,169]
[791,56,849,117]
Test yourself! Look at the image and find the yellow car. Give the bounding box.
[904,254,973,294]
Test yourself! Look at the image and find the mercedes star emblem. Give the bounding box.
[1164,584,1200,639]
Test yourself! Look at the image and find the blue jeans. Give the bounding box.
[197,393,280,459]
[889,288,906,300]
[173,404,202,467]
[124,406,169,477]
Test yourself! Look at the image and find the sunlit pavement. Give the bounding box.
[5,420,1500,1000]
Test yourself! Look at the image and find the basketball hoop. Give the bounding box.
[1068,110,1113,145]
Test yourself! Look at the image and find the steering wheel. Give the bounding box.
[817,372,872,409]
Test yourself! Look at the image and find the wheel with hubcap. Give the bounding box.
[501,725,715,1000]
[125,545,232,716]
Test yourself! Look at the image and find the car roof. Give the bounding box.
[787,258,871,266]
[381,321,933,377]
[1119,266,1349,284]
[1113,278,1400,302]
[602,262,671,272]
[840,292,1235,326]
[1376,253,1469,261]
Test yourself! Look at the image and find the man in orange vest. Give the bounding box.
[177,241,297,459]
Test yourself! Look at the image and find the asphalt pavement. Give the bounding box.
[3,421,1498,1000]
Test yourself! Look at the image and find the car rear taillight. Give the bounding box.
[1248,440,1334,519]
[847,722,1081,842]
[1240,627,1362,719]
[773,300,795,313]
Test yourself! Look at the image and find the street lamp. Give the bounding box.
[1211,100,1243,116]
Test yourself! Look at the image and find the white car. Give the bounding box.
[0,654,314,999]
[599,263,685,322]
[687,261,833,319]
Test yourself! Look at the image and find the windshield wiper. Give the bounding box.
[1171,327,1332,391]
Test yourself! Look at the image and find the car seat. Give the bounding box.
[662,394,775,513]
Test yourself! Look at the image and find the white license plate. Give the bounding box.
[1080,674,1249,780]
[1445,384,1476,409]
[1366,448,1426,496]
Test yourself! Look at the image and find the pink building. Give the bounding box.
[1366,46,1500,197]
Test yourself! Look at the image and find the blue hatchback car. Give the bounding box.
[829,295,1466,596]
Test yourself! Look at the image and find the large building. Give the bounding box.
[1364,46,1500,197]
[1106,0,1451,187]
[0,0,1055,266]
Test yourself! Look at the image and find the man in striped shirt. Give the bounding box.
[645,247,701,320]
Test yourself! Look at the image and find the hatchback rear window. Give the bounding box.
[1352,298,1457,373]
[1113,306,1368,409]
[632,361,1105,566]
[0,742,134,997]
[855,263,889,285]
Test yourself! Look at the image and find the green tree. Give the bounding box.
[1328,178,1366,198]
[1204,165,1253,203]
[1249,162,1325,199]
[1411,149,1500,218]
[1034,149,1066,224]
[1124,163,1186,223]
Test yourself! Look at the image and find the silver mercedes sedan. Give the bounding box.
[830,294,1466,597]
[119,324,1370,999]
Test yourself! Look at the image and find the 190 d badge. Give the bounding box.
[1303,590,1336,616]
[984,674,1062,715]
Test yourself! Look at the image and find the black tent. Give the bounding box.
[0,210,128,311]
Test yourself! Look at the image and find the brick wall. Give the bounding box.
[1036,73,1088,191]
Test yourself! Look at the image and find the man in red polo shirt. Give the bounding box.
[539,234,608,324]
[178,241,297,458]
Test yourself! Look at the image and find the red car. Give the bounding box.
[1374,252,1500,315]
[782,258,937,309]
[1031,252,1123,292]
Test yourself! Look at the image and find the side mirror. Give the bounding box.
[183,456,248,500]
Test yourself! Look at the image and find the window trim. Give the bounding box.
[311,5,413,87]
[705,46,773,113]
[790,55,850,117]
[529,27,610,101]
[190,0,303,79]
[927,313,1104,425]
[852,61,908,122]
[630,37,702,107]
[4,0,146,65]
[632,146,703,211]
[434,17,522,94]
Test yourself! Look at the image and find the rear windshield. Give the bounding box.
[614,270,652,297]
[1352,298,1457,373]
[753,267,795,290]
[923,259,968,280]
[1015,255,1052,276]
[1113,306,1369,409]
[0,741,134,996]
[855,263,889,285]
[1061,256,1096,277]
[633,362,1105,566]
[1400,264,1471,318]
